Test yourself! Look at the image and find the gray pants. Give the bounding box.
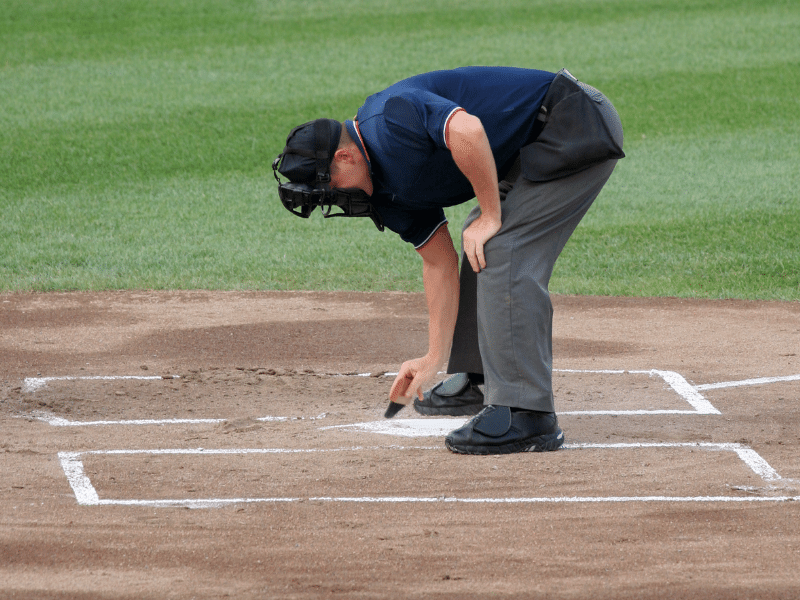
[447,82,623,412]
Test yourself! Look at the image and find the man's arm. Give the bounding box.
[389,225,460,403]
[446,110,502,273]
[388,110,499,402]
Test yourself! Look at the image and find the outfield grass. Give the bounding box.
[1,0,798,299]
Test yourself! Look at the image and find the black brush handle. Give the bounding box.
[384,401,406,418]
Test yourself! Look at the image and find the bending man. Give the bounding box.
[273,67,624,455]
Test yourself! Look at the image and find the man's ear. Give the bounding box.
[333,147,357,165]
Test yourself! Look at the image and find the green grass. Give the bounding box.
[1,0,798,299]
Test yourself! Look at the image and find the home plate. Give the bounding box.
[321,418,468,437]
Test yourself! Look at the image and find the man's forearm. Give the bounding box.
[422,237,460,368]
[448,111,501,222]
[389,226,461,403]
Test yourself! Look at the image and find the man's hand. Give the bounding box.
[462,212,501,273]
[389,356,441,404]
[389,227,460,406]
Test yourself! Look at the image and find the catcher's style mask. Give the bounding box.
[272,118,384,231]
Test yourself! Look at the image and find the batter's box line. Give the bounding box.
[58,443,796,508]
[22,375,181,393]
[23,368,719,427]
[27,410,329,428]
[372,368,721,416]
[694,373,800,391]
[554,369,720,415]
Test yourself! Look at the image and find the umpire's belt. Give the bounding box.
[519,68,625,182]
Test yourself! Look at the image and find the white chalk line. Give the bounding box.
[25,369,799,392]
[62,445,438,457]
[58,445,436,507]
[31,410,327,428]
[58,442,788,508]
[39,414,222,427]
[695,374,800,391]
[22,375,180,393]
[62,495,800,508]
[25,368,722,426]
[322,418,466,438]
[553,369,721,414]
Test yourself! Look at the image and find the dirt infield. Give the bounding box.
[1,290,799,599]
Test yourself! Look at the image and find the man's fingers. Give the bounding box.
[475,242,486,270]
[391,360,438,404]
[405,374,424,402]
[389,370,412,402]
[464,222,493,273]
[390,381,413,405]
[464,240,481,273]
[467,253,480,273]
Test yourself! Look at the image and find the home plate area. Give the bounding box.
[26,367,800,506]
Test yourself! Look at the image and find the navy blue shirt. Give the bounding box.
[346,67,555,247]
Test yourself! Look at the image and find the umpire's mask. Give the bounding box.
[272,119,383,231]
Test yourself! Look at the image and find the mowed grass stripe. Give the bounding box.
[1,0,798,297]
[5,61,798,193]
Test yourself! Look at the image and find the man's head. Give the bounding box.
[274,118,342,187]
[274,119,371,193]
[272,119,382,229]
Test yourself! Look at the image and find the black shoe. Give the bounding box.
[414,373,485,416]
[445,405,564,455]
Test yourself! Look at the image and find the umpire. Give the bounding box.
[273,67,624,455]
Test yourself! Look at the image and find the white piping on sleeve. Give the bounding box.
[443,107,464,149]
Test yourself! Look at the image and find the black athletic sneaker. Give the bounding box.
[445,405,564,455]
[414,372,484,416]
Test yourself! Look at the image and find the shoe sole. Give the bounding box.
[413,401,485,417]
[444,429,565,455]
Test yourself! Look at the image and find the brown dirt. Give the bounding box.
[1,290,799,599]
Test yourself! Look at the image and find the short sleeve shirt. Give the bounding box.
[351,67,556,247]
